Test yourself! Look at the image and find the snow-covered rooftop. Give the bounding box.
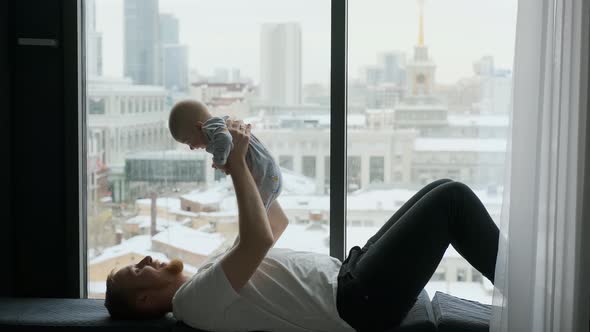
[448,114,509,128]
[177,168,317,208]
[152,183,501,218]
[181,187,229,205]
[125,215,181,229]
[395,103,447,111]
[168,208,200,218]
[88,235,167,265]
[152,225,225,256]
[414,138,507,152]
[365,109,395,114]
[279,169,317,195]
[136,197,181,210]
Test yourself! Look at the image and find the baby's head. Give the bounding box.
[168,100,211,150]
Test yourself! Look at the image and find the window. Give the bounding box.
[347,156,362,191]
[457,268,467,282]
[369,156,384,184]
[302,156,316,178]
[88,97,105,114]
[85,0,330,299]
[472,268,483,283]
[346,0,516,305]
[431,268,446,282]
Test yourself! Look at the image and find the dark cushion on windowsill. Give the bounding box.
[0,291,437,332]
[0,297,183,332]
[431,291,492,332]
[388,289,437,332]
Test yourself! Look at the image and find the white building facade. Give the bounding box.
[87,77,174,203]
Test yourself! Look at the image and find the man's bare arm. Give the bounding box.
[231,200,289,248]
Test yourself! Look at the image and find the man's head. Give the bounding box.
[168,100,211,150]
[104,256,187,319]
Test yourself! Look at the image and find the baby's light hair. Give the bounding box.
[168,100,211,142]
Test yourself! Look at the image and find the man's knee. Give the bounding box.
[427,178,453,188]
[442,181,471,195]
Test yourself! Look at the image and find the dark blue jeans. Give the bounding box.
[336,179,500,332]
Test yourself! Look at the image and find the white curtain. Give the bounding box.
[491,0,590,331]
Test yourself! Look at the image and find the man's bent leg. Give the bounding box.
[339,181,499,331]
[361,178,454,251]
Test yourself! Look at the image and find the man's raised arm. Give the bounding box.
[220,120,274,293]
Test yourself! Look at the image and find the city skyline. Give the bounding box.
[94,0,517,85]
[85,0,515,304]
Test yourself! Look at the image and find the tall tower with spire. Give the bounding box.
[406,0,436,97]
[394,0,448,134]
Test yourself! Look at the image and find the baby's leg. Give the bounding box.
[260,166,282,211]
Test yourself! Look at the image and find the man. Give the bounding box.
[105,120,500,332]
[105,119,355,331]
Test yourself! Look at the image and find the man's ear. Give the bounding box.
[195,121,203,129]
[135,292,150,310]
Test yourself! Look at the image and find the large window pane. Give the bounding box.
[347,0,516,304]
[86,0,330,298]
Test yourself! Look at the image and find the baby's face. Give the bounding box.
[182,128,207,150]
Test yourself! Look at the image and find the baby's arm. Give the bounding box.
[211,127,233,166]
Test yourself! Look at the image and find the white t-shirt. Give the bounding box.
[172,248,356,332]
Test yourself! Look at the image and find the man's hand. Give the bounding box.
[224,119,251,175]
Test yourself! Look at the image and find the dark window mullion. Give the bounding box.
[64,0,86,298]
[330,0,347,261]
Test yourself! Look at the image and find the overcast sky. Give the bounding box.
[94,0,517,85]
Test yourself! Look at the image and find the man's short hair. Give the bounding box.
[104,269,164,320]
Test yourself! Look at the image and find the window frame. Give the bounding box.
[67,0,86,298]
[330,0,347,261]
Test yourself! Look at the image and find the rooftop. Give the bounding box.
[152,225,226,256]
[448,114,509,127]
[414,138,507,152]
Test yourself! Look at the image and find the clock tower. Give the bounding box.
[406,0,436,97]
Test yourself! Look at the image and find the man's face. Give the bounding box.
[113,256,184,291]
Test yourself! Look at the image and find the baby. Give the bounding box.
[168,100,282,211]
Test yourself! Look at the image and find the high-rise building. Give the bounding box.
[159,13,179,44]
[86,0,103,77]
[379,51,406,86]
[163,45,189,92]
[231,68,241,82]
[124,0,162,85]
[359,65,384,86]
[260,22,302,105]
[474,56,512,114]
[160,13,188,92]
[473,56,495,76]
